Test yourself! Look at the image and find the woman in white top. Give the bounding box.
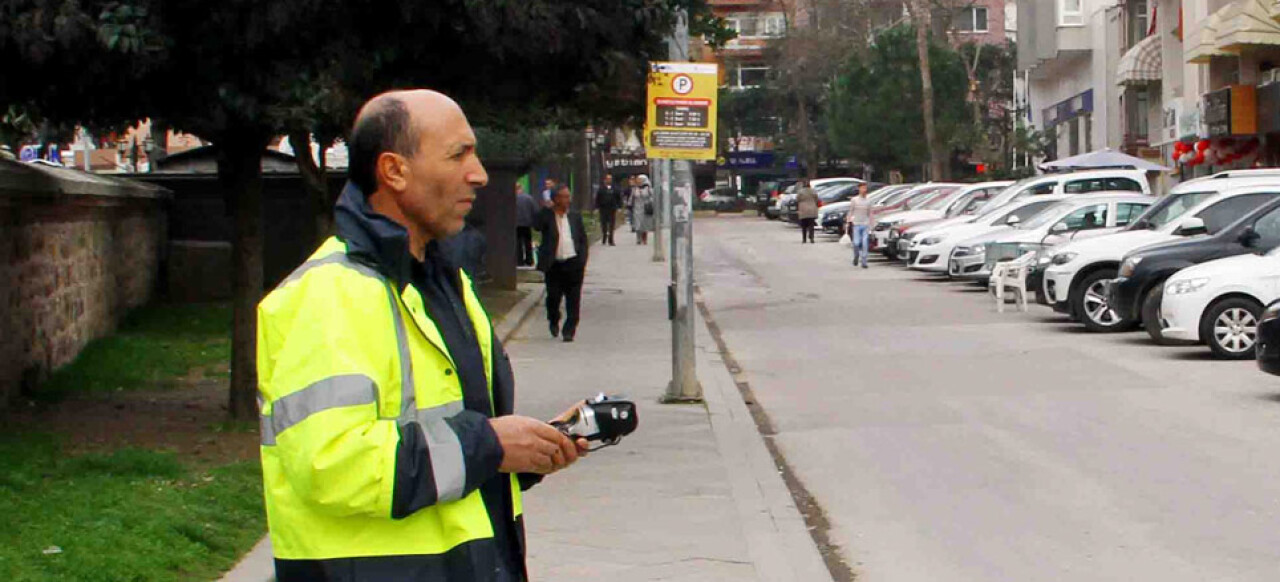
[630,175,655,245]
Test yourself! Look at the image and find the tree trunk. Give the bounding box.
[288,132,332,246]
[797,98,817,180]
[219,130,271,421]
[907,0,947,180]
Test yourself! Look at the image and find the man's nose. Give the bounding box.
[466,159,489,188]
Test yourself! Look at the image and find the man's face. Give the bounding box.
[604,175,613,186]
[515,183,524,195]
[859,185,868,197]
[545,179,554,190]
[392,106,488,240]
[553,188,572,211]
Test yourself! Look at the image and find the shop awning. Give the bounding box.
[1217,0,1280,52]
[1116,33,1162,86]
[1187,6,1232,63]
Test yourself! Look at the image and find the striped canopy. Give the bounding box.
[1117,34,1162,86]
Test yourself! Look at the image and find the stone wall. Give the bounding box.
[0,160,169,407]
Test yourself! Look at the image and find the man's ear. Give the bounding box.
[377,152,408,192]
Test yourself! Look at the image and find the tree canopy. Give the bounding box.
[1,0,720,418]
[826,24,969,181]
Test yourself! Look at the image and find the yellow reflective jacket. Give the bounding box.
[257,184,526,581]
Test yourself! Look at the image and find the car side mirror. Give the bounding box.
[1050,222,1069,234]
[1239,226,1261,247]
[1177,217,1208,236]
[1006,215,1022,226]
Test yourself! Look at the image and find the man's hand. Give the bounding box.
[551,403,592,457]
[490,415,584,475]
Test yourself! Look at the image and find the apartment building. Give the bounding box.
[1019,0,1280,178]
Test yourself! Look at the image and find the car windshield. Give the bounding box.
[868,185,906,204]
[820,183,857,202]
[1016,201,1074,230]
[988,199,1060,226]
[975,177,1046,215]
[1129,191,1217,230]
[878,188,920,206]
[918,188,960,210]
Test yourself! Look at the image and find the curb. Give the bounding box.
[216,282,546,582]
[695,309,835,582]
[495,283,547,344]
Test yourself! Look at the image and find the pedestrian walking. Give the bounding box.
[796,179,820,244]
[515,182,539,266]
[630,174,655,245]
[622,175,636,229]
[845,182,875,268]
[537,184,589,342]
[595,174,621,245]
[256,89,589,582]
[539,177,556,208]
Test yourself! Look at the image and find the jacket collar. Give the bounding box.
[334,181,416,287]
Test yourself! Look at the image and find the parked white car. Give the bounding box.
[948,193,1155,280]
[871,184,963,248]
[817,184,913,233]
[908,195,1070,272]
[1043,178,1280,331]
[894,181,1014,258]
[1159,248,1280,359]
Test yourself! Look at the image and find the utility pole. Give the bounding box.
[661,11,702,402]
[652,158,667,262]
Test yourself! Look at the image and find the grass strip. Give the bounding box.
[38,302,231,400]
[0,434,264,582]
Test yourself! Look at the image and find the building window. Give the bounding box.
[954,7,989,33]
[1060,0,1083,26]
[726,12,786,39]
[1128,0,1148,48]
[735,66,769,89]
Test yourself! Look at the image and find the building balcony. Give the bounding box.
[1017,0,1092,74]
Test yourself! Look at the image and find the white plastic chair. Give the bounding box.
[990,251,1036,313]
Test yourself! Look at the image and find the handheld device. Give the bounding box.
[550,393,638,450]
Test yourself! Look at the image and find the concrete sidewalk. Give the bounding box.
[514,237,829,582]
[218,231,829,582]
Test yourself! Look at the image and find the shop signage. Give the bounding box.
[603,152,649,171]
[1258,83,1280,135]
[1204,85,1258,137]
[718,151,775,169]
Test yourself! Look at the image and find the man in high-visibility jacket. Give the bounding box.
[257,89,589,581]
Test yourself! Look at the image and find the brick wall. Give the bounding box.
[0,160,169,407]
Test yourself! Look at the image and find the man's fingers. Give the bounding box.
[557,434,579,465]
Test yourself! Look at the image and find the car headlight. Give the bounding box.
[1118,256,1143,278]
[1037,255,1053,266]
[1262,301,1280,324]
[1051,252,1078,266]
[920,236,944,246]
[1166,277,1209,296]
[972,244,985,255]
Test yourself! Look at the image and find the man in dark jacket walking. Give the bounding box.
[515,182,539,266]
[594,174,621,245]
[537,184,589,342]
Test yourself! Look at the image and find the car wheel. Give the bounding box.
[1142,285,1171,344]
[1074,269,1133,333]
[1199,297,1263,360]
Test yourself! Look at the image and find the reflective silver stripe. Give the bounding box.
[277,251,383,289]
[260,375,379,446]
[417,401,467,502]
[386,282,416,421]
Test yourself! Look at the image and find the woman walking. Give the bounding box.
[796,179,820,244]
[631,174,655,245]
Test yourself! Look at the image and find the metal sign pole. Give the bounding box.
[664,157,701,402]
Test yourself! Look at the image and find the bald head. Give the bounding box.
[349,90,465,195]
[348,88,488,257]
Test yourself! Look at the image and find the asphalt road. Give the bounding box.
[693,216,1280,582]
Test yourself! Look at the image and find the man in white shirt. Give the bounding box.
[536,185,589,342]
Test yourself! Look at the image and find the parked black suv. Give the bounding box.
[1108,195,1280,342]
[1258,299,1280,375]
